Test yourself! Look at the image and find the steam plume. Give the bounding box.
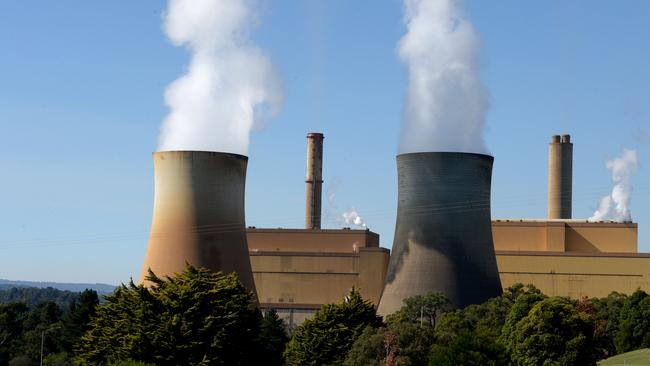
[398,0,488,154]
[342,208,367,228]
[158,0,282,155]
[589,149,638,222]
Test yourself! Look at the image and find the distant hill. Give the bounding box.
[0,286,80,309]
[0,278,116,294]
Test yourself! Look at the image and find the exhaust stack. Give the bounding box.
[305,133,324,229]
[377,152,502,315]
[139,151,256,293]
[548,134,573,219]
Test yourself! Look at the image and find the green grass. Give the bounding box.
[599,349,650,366]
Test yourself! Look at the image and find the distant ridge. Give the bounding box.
[0,278,116,294]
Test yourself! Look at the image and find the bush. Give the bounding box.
[76,265,262,365]
[284,288,382,366]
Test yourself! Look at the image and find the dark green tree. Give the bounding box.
[386,292,449,328]
[20,301,64,362]
[61,289,99,351]
[284,288,382,366]
[508,297,596,366]
[76,265,261,365]
[259,308,289,366]
[429,329,508,366]
[588,292,626,358]
[0,302,29,364]
[499,284,546,357]
[344,322,436,366]
[614,289,650,353]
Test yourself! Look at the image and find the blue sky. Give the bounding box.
[0,1,648,284]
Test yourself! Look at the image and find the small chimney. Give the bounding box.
[305,133,324,229]
[548,134,573,219]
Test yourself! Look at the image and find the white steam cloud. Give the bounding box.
[589,149,638,222]
[342,208,367,228]
[398,0,489,154]
[158,0,282,155]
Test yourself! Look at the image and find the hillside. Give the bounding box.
[0,278,116,294]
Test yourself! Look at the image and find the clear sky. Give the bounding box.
[1,1,648,284]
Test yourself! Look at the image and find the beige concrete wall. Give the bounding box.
[496,251,650,298]
[251,248,389,307]
[565,223,637,253]
[492,220,636,253]
[247,228,379,253]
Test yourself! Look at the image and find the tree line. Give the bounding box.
[2,266,650,365]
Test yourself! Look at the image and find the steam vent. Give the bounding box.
[139,151,256,293]
[548,134,573,219]
[377,152,502,315]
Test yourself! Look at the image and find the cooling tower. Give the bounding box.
[548,134,573,219]
[305,133,324,229]
[139,151,256,293]
[377,152,502,316]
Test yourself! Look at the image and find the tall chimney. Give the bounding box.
[548,134,573,219]
[305,133,324,229]
[140,151,256,294]
[377,152,502,315]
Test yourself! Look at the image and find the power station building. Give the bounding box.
[246,133,649,326]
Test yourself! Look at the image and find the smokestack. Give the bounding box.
[548,134,573,219]
[377,152,502,315]
[140,151,256,293]
[305,133,324,229]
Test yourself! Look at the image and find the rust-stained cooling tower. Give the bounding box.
[377,152,502,316]
[305,133,324,229]
[548,134,573,219]
[139,151,256,293]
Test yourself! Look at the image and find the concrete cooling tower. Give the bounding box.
[377,152,502,316]
[139,151,256,293]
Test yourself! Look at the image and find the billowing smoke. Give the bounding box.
[158,0,282,155]
[398,0,489,154]
[589,149,638,222]
[341,208,367,228]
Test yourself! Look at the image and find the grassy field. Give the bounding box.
[599,349,650,366]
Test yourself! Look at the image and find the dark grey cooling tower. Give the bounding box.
[377,152,502,316]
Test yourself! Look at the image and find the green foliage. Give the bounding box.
[284,288,382,366]
[385,292,449,328]
[615,289,650,353]
[76,265,261,366]
[61,289,99,351]
[344,322,436,366]
[499,284,546,356]
[429,329,509,366]
[436,295,511,342]
[108,360,155,366]
[0,286,80,310]
[0,302,30,364]
[343,326,385,366]
[44,352,75,366]
[259,308,289,366]
[508,297,596,366]
[589,292,627,358]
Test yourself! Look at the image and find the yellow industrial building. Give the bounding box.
[246,134,648,326]
[247,220,647,325]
